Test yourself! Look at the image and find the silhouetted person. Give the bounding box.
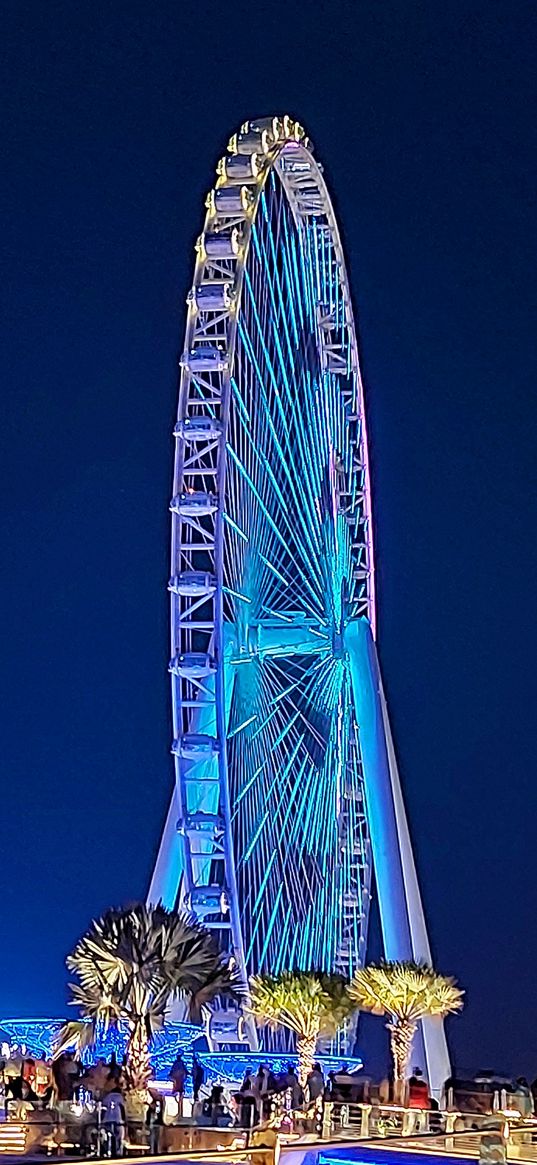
[146,1096,164,1153]
[306,1063,324,1102]
[408,1067,429,1108]
[107,1052,122,1087]
[192,1054,204,1101]
[52,1053,79,1102]
[283,1066,303,1109]
[169,1053,188,1114]
[7,1075,37,1102]
[101,1088,126,1157]
[238,1074,256,1128]
[513,1077,533,1117]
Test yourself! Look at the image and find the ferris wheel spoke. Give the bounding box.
[248,703,281,741]
[242,250,351,612]
[222,511,249,544]
[231,760,267,815]
[251,207,300,373]
[229,365,317,598]
[276,749,309,834]
[235,669,305,839]
[249,849,278,917]
[225,443,290,559]
[237,226,333,587]
[268,650,337,710]
[237,311,325,571]
[256,198,312,380]
[235,373,321,584]
[227,425,324,614]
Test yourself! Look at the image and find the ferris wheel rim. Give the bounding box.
[169,116,375,1013]
[174,122,375,633]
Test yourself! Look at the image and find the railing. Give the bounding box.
[0,1108,149,1157]
[358,1122,537,1162]
[1,1092,536,1160]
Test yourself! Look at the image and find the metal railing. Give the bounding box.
[1,1092,536,1160]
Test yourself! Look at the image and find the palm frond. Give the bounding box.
[188,960,245,1023]
[54,1019,98,1058]
[64,901,241,1061]
[248,971,353,1041]
[349,961,463,1022]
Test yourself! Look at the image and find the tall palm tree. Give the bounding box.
[349,961,463,1085]
[248,971,353,1085]
[56,902,243,1091]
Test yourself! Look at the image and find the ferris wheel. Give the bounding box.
[148,115,449,1089]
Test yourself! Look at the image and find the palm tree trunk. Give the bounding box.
[296,1033,317,1087]
[126,1021,151,1092]
[387,1018,416,1090]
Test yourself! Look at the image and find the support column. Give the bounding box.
[147,787,183,909]
[345,617,450,1095]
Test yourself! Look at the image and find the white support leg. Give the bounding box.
[345,617,450,1096]
[147,786,183,909]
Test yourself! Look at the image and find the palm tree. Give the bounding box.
[56,902,243,1092]
[248,971,353,1085]
[349,961,463,1085]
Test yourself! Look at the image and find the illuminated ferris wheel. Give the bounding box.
[149,115,449,1087]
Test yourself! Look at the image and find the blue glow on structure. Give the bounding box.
[197,1052,363,1088]
[0,1019,200,1079]
[0,1019,65,1060]
[344,619,412,960]
[149,117,448,1087]
[319,1153,472,1165]
[0,1018,363,1086]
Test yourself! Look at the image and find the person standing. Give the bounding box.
[283,1066,304,1110]
[145,1096,164,1154]
[192,1054,204,1101]
[101,1088,126,1157]
[253,1065,274,1122]
[52,1052,78,1102]
[513,1078,533,1118]
[306,1064,324,1104]
[169,1053,188,1116]
[530,1075,537,1116]
[408,1067,429,1109]
[208,1084,232,1127]
[238,1073,257,1128]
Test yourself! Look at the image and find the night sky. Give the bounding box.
[2,0,536,1076]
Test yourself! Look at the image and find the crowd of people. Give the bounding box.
[1,1051,133,1156]
[2,1051,83,1106]
[164,1055,328,1131]
[3,1045,537,1157]
[444,1071,537,1119]
[234,1062,322,1127]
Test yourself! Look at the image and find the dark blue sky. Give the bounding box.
[2,0,536,1074]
